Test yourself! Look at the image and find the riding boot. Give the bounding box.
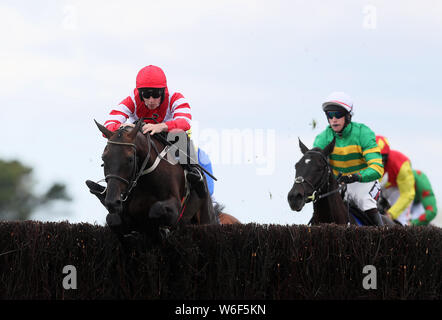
[85,180,106,206]
[86,180,106,195]
[180,135,207,198]
[185,165,207,198]
[365,208,384,226]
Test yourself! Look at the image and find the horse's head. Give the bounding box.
[287,138,335,211]
[95,120,145,215]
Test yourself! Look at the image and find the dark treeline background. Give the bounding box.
[0,158,71,221]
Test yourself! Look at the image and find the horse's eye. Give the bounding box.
[101,163,104,167]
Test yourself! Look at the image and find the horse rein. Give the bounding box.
[105,138,180,202]
[103,124,177,202]
[105,140,138,186]
[102,121,191,204]
[104,138,150,201]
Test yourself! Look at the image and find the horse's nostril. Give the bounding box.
[288,191,301,204]
[288,190,305,211]
[288,193,295,203]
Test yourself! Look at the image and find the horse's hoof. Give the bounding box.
[106,213,122,227]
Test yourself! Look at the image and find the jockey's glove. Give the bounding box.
[337,173,361,184]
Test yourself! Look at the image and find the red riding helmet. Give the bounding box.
[136,65,167,89]
[376,135,391,155]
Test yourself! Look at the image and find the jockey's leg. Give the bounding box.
[182,138,207,198]
[185,165,207,198]
[345,180,385,226]
[197,148,215,196]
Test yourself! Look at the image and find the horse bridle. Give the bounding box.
[294,150,344,204]
[104,134,154,201]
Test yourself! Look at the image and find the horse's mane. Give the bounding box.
[110,126,133,140]
[113,126,167,145]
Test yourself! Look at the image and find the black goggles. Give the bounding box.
[140,88,164,99]
[326,110,346,119]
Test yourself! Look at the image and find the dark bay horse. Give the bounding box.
[287,138,395,226]
[89,120,220,240]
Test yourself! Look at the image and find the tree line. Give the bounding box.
[0,158,71,220]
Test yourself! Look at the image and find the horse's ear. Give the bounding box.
[322,137,336,156]
[298,138,309,154]
[94,119,113,139]
[128,120,143,140]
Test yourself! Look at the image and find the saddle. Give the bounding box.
[347,204,377,226]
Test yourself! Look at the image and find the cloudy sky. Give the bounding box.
[1,0,441,227]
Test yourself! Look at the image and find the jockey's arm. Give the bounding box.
[142,93,192,135]
[104,96,135,132]
[388,160,416,219]
[412,172,438,225]
[358,131,384,182]
[413,193,437,225]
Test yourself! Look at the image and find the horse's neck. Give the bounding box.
[135,132,152,158]
[314,174,348,224]
[134,133,164,167]
[135,133,185,196]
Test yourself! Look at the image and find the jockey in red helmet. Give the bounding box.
[104,65,190,134]
[98,65,208,198]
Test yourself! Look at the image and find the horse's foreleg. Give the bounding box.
[198,195,218,225]
[180,191,219,225]
[105,212,134,248]
[178,190,202,224]
[148,198,181,227]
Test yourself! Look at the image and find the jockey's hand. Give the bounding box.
[337,173,361,185]
[142,123,168,135]
[120,123,135,128]
[386,210,394,221]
